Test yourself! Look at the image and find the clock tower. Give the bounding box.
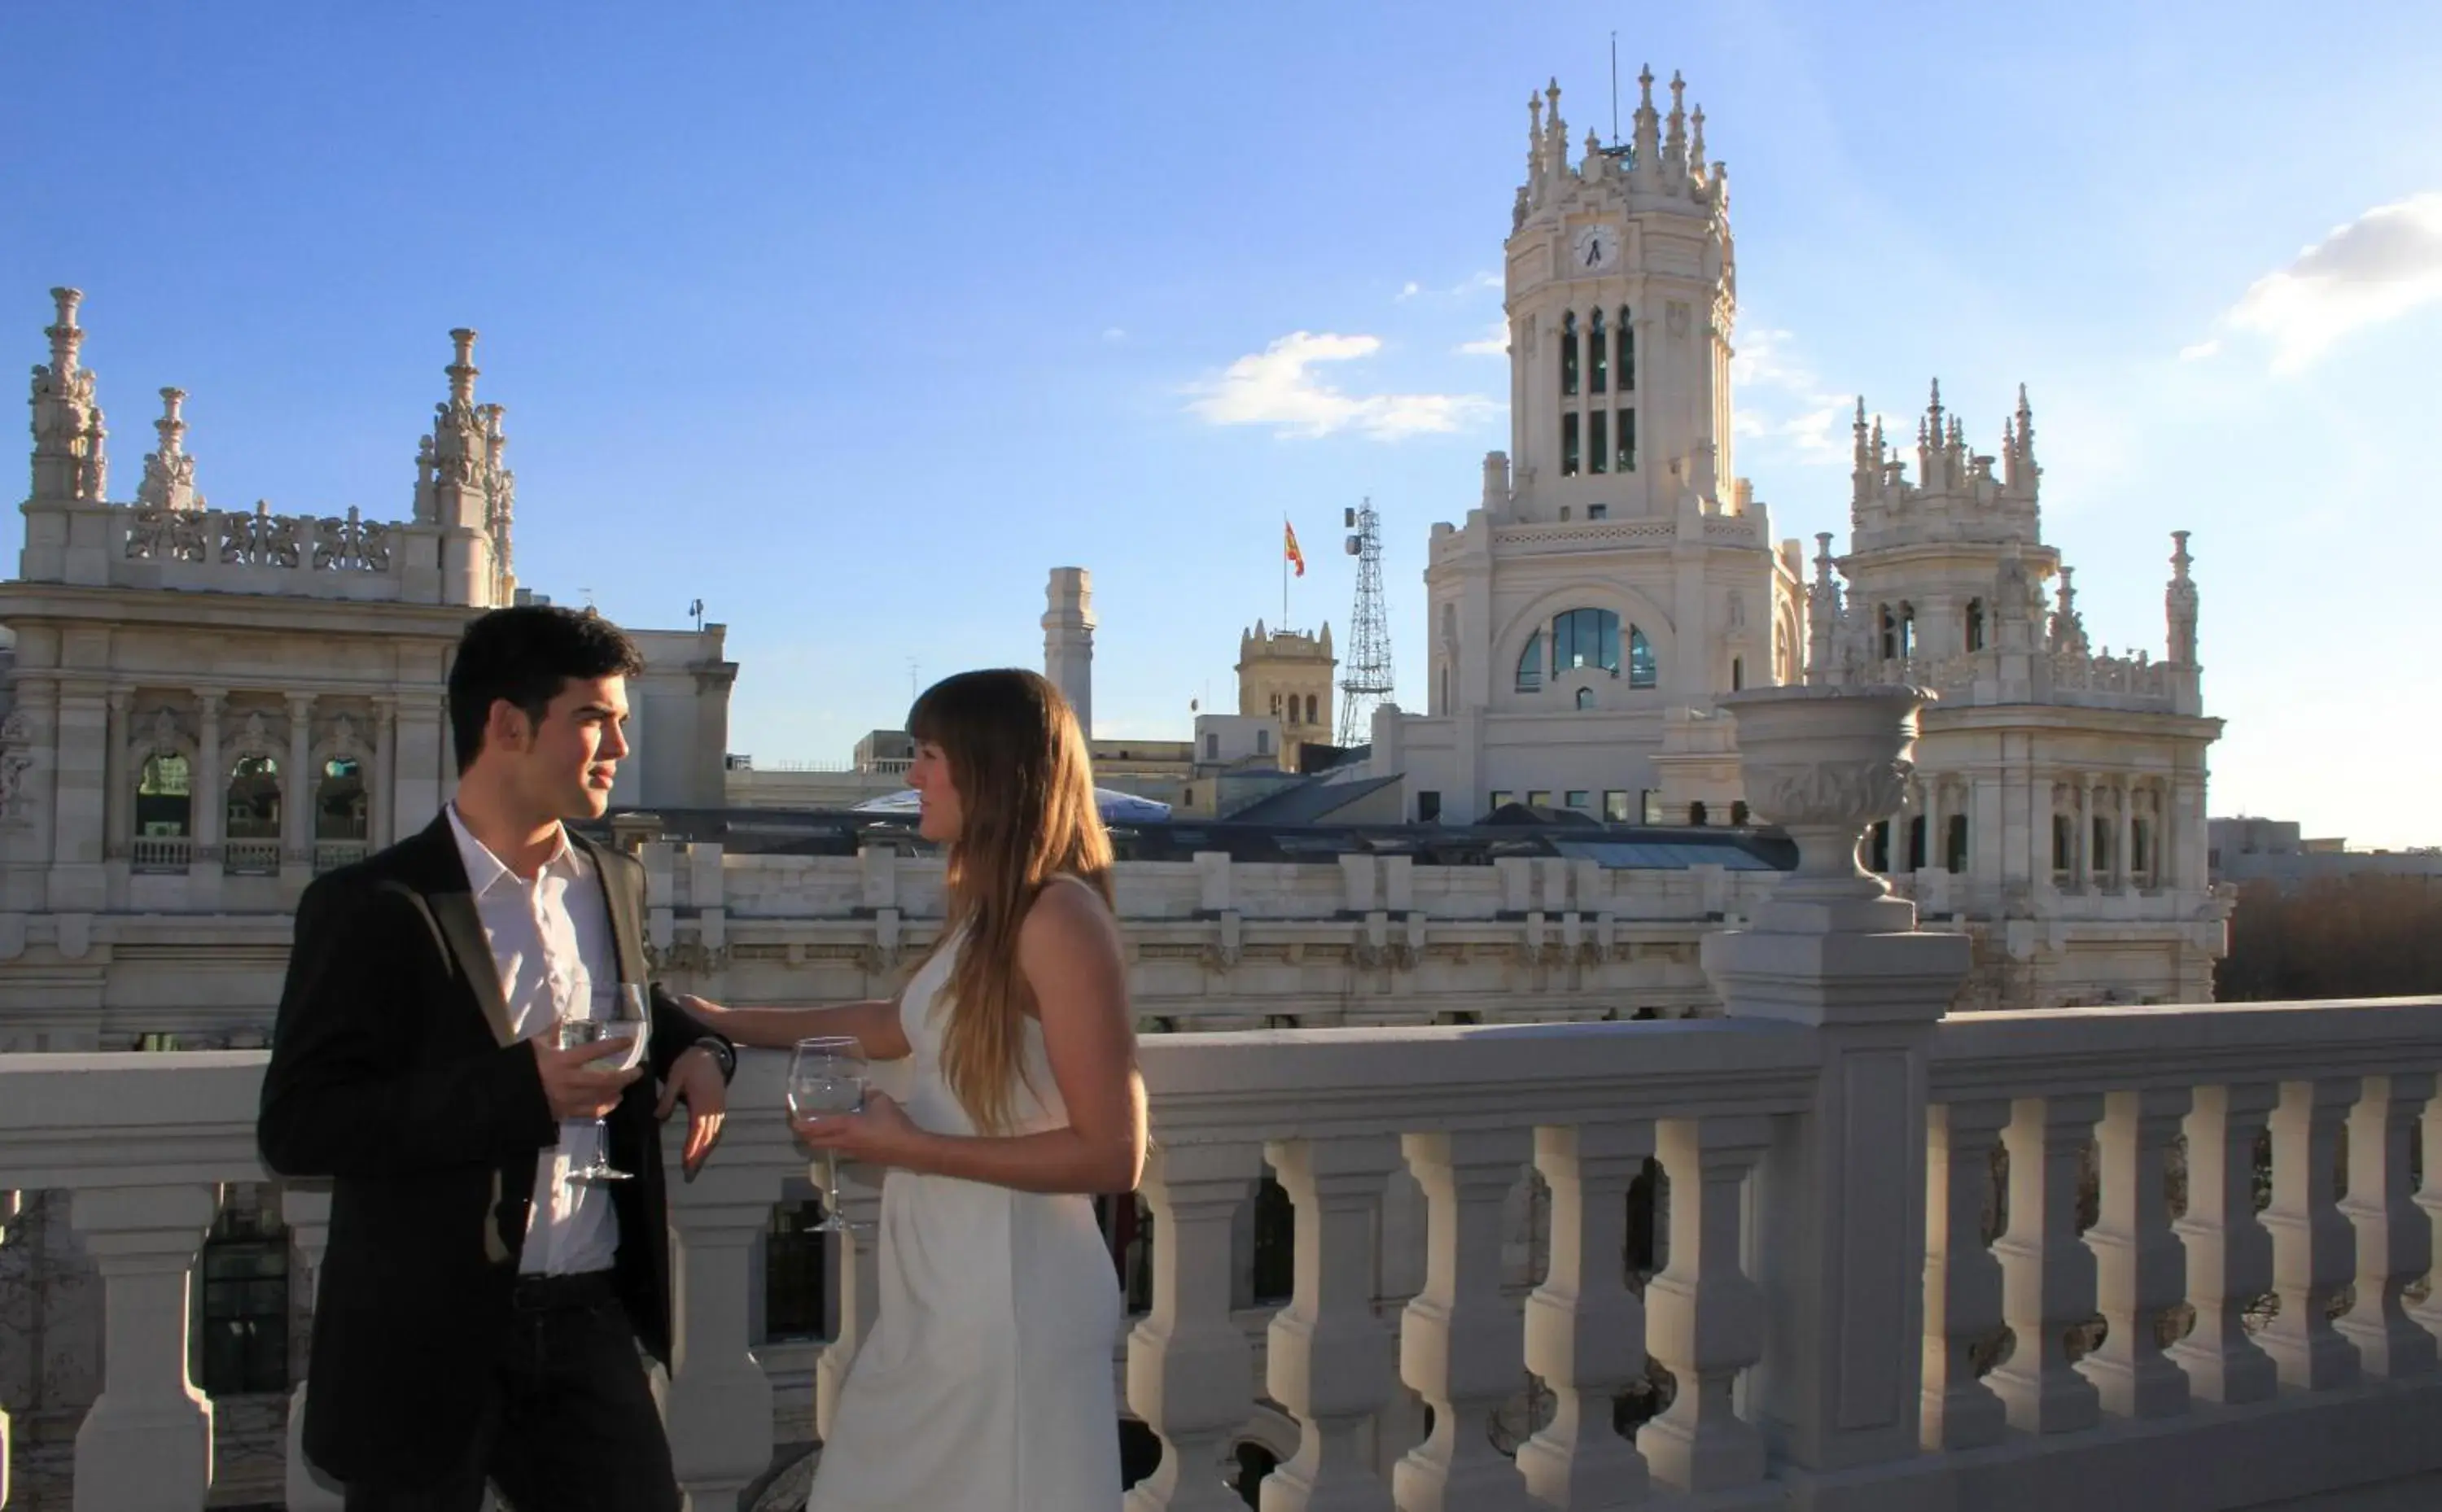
[1397,68,1805,830]
[1496,68,1735,523]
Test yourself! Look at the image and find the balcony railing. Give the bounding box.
[6,996,2442,1510]
[130,835,192,872]
[312,840,369,873]
[222,838,282,876]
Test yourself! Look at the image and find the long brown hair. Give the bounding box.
[907,669,1114,1133]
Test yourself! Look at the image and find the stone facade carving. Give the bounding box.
[1740,758,1913,834]
[0,709,33,823]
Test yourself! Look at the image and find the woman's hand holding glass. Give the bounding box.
[787,1037,871,1234]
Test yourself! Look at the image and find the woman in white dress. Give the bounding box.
[692,668,1146,1512]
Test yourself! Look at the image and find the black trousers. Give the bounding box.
[341,1272,680,1512]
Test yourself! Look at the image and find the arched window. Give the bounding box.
[1305,693,1318,726]
[1690,800,1709,827]
[1269,692,1281,716]
[1898,603,1916,659]
[1575,687,1595,710]
[1515,631,1544,693]
[1617,306,1635,391]
[1965,598,1986,653]
[136,752,191,837]
[2052,814,2075,879]
[315,757,367,841]
[1628,626,1657,688]
[1589,308,1608,395]
[1731,656,1744,692]
[1946,814,1970,873]
[225,755,281,840]
[1560,311,1579,398]
[1552,608,1621,675]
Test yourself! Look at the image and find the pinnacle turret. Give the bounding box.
[137,386,205,511]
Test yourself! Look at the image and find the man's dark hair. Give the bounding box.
[447,605,646,774]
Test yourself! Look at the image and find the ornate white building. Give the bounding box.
[1380,72,1805,831]
[0,290,733,1049]
[1367,72,2225,1008]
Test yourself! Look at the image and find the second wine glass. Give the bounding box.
[787,1035,869,1235]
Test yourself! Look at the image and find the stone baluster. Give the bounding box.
[1392,1128,1530,1512]
[2167,1083,2279,1401]
[1124,1140,1263,1512]
[2409,1100,2442,1344]
[1637,1115,1768,1493]
[1988,1095,2103,1433]
[2078,1086,2192,1417]
[279,1184,343,1510]
[815,1168,888,1440]
[68,1183,221,1511]
[1262,1133,1403,1512]
[662,1165,780,1510]
[2337,1073,2435,1377]
[284,693,315,866]
[2260,1077,2362,1389]
[1517,1121,1655,1507]
[1922,1099,2011,1449]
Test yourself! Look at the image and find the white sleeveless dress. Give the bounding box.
[808,925,1125,1512]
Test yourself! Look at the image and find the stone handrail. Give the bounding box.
[8,998,2442,1510]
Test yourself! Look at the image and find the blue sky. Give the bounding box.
[7,2,2440,845]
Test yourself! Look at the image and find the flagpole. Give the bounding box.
[1282,514,1289,627]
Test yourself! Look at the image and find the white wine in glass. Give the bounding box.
[564,983,650,1185]
[787,1035,869,1234]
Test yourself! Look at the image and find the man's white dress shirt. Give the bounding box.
[446,806,622,1277]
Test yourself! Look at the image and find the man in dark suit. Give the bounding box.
[259,605,735,1511]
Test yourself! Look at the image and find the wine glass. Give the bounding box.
[788,1036,869,1234]
[562,982,650,1185]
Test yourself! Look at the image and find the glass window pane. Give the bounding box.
[1560,412,1580,477]
[1628,627,1656,688]
[1620,312,1635,391]
[1565,790,1591,808]
[1590,308,1608,395]
[1589,410,1608,474]
[1604,790,1630,822]
[1516,632,1543,693]
[1617,407,1636,472]
[1560,311,1579,398]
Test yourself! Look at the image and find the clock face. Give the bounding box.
[1571,223,1621,274]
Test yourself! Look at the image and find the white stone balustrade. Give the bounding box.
[7,1003,2442,1510]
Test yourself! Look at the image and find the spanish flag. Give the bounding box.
[1284,518,1306,577]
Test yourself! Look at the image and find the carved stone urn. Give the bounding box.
[1718,683,1932,934]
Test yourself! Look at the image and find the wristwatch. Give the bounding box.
[689,1036,737,1082]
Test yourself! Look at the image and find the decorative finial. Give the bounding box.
[1639,63,1655,103]
[2171,529,2192,578]
[1691,104,1707,166]
[447,328,479,405]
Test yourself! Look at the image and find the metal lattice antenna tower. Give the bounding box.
[1336,497,1395,747]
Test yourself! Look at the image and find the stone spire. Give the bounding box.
[2165,531,2198,665]
[1632,64,1661,185]
[2007,382,2039,490]
[137,387,205,511]
[1850,397,1874,507]
[2049,565,2089,653]
[1543,78,1565,177]
[481,401,515,605]
[1043,566,1096,738]
[1664,71,1689,186]
[1807,531,1841,683]
[29,286,107,503]
[423,327,509,606]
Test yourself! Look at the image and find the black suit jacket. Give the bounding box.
[257,813,730,1486]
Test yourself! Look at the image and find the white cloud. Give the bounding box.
[1397,281,1424,301]
[2177,339,2221,362]
[1398,270,1502,303]
[1730,326,1851,465]
[1186,331,1497,440]
[2208,192,2442,372]
[1102,326,1128,344]
[1456,319,1508,356]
